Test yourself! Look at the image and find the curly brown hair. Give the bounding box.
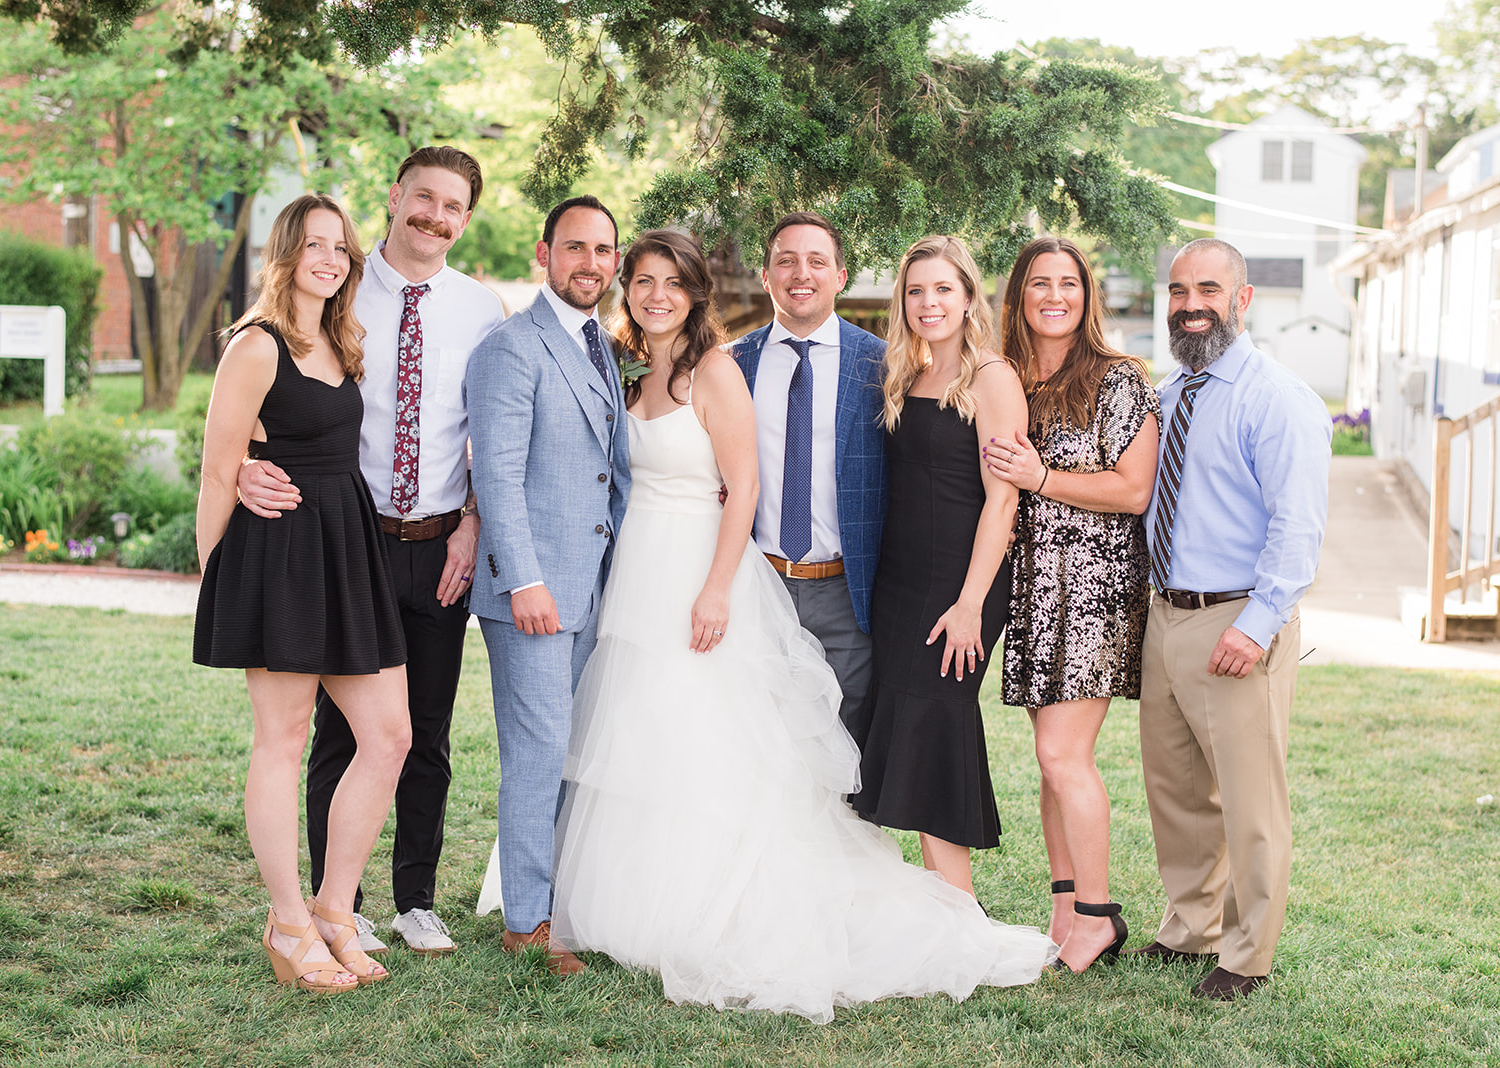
[612,230,726,406]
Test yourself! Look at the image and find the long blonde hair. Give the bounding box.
[881,235,996,429]
[230,193,367,380]
[999,236,1146,438]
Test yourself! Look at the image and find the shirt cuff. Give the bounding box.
[1232,597,1283,651]
[508,580,544,595]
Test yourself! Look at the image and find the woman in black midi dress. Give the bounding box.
[851,236,1028,899]
[194,194,410,993]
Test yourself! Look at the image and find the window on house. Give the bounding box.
[1291,141,1314,181]
[1262,141,1285,181]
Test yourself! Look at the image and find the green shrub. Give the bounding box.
[175,396,208,484]
[0,232,102,402]
[0,444,68,544]
[107,467,196,535]
[119,511,197,574]
[16,411,141,535]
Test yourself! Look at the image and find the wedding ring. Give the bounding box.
[460,574,471,582]
[713,630,723,636]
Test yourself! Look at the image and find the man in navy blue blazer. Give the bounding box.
[730,212,888,732]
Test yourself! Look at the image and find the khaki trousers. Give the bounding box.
[1138,593,1299,977]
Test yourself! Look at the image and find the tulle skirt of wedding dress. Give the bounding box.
[551,503,1057,1024]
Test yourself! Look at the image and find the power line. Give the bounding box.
[1157,179,1389,235]
[1167,111,1409,136]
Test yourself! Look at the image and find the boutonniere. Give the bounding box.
[619,353,651,389]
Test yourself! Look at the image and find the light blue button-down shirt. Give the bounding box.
[1145,331,1332,648]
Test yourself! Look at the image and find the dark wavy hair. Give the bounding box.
[1000,236,1146,437]
[612,230,726,406]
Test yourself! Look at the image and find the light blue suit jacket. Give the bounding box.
[731,317,888,633]
[466,291,630,630]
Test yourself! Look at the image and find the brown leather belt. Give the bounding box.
[1157,588,1252,610]
[764,553,845,580]
[379,509,463,542]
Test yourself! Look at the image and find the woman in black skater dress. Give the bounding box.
[851,236,1028,898]
[194,194,410,993]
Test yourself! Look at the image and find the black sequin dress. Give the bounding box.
[193,323,405,675]
[1002,360,1159,708]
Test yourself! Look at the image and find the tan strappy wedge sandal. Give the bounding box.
[307,896,389,985]
[262,908,357,993]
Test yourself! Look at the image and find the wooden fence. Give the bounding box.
[1427,395,1500,641]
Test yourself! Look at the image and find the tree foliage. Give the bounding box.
[0,4,454,409]
[13,0,1182,276]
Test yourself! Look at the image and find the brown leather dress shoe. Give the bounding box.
[1127,940,1216,965]
[501,921,587,976]
[1191,966,1267,1001]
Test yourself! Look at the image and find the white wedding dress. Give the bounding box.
[548,394,1057,1024]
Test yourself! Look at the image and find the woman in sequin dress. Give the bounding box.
[985,237,1161,973]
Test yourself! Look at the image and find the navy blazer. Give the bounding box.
[731,317,888,633]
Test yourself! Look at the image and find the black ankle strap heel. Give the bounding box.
[1050,900,1129,973]
[1050,880,1074,895]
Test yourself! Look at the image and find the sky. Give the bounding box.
[947,0,1442,62]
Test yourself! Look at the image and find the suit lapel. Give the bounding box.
[528,294,616,452]
[833,317,864,477]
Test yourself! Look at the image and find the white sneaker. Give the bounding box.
[391,908,456,955]
[353,911,389,956]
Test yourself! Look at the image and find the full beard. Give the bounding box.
[1167,307,1239,371]
[549,266,605,312]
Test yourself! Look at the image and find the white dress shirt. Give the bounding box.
[538,283,607,365]
[752,313,842,562]
[355,241,506,519]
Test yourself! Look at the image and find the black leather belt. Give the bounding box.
[379,509,463,542]
[1157,588,1252,610]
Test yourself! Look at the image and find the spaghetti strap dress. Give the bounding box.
[193,322,405,675]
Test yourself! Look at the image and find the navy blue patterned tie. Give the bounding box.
[780,338,814,562]
[581,318,613,385]
[1149,371,1212,591]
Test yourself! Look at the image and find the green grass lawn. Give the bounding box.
[0,605,1497,1066]
[0,373,214,431]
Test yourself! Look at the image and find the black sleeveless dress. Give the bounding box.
[849,397,1009,849]
[193,323,405,675]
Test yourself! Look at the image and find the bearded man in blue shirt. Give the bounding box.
[1131,238,1331,1001]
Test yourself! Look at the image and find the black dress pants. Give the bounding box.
[307,532,469,913]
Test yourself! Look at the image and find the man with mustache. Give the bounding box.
[465,195,629,975]
[1132,239,1330,1000]
[238,146,504,956]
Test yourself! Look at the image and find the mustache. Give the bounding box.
[406,217,454,240]
[1168,307,1223,331]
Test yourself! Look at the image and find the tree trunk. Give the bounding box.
[138,196,255,411]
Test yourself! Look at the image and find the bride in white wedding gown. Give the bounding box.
[540,231,1055,1023]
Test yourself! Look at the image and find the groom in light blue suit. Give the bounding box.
[466,196,628,975]
[731,212,888,735]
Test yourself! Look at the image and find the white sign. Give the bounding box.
[0,305,67,417]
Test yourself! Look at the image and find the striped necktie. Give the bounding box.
[1149,370,1211,591]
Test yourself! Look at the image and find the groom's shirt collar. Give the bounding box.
[540,282,604,356]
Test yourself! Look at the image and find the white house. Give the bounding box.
[1335,122,1500,534]
[1153,104,1366,398]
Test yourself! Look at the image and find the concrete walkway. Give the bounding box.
[4,455,1499,671]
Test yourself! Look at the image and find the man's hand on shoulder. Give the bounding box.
[236,458,300,519]
[511,585,560,636]
[1208,625,1266,679]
